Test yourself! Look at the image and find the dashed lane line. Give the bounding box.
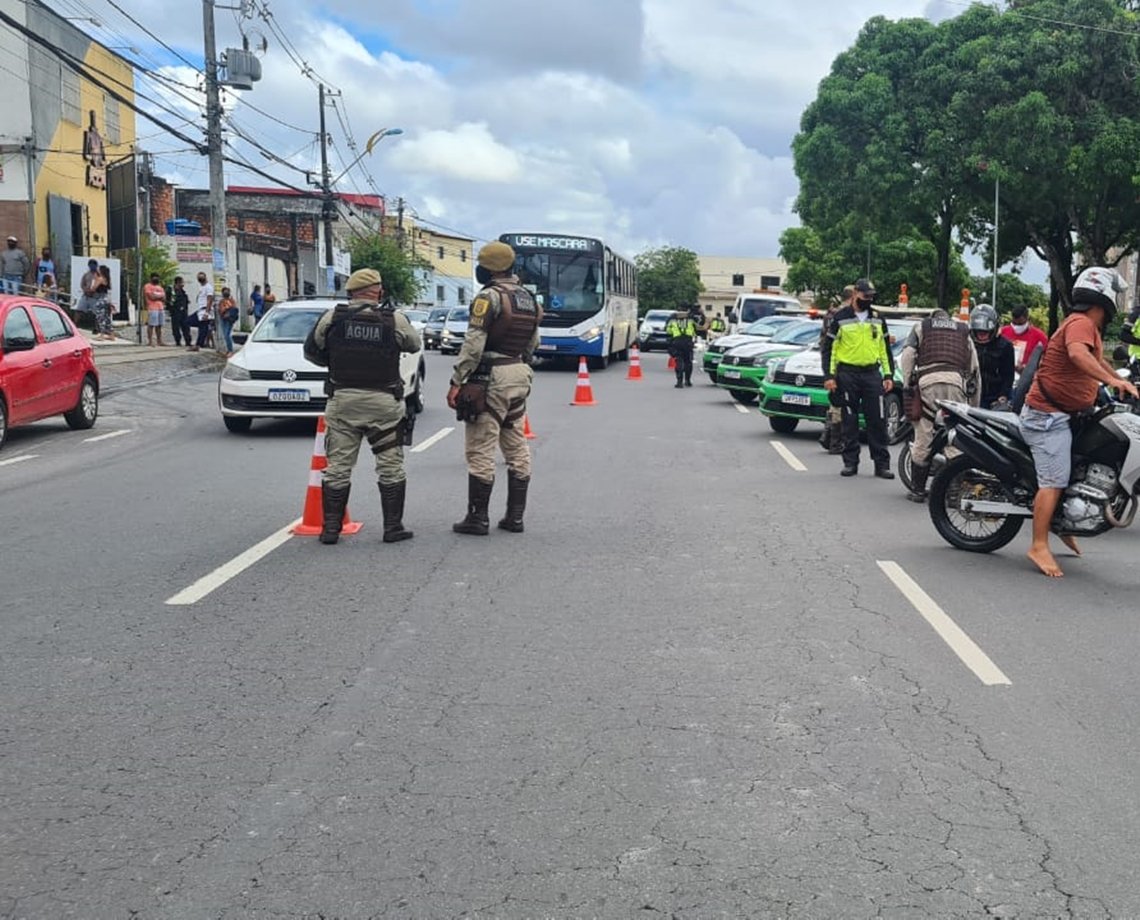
[411,426,454,453]
[734,404,751,415]
[878,560,1011,686]
[83,429,131,443]
[165,519,299,606]
[770,440,808,472]
[0,454,38,467]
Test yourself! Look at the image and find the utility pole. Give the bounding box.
[203,0,227,353]
[319,84,335,294]
[992,173,999,310]
[396,196,405,254]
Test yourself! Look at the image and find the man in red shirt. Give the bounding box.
[1019,267,1138,577]
[1000,303,1049,373]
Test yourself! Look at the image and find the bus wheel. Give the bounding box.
[588,345,610,371]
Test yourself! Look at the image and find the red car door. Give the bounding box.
[31,303,83,414]
[0,304,48,425]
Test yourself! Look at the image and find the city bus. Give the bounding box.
[499,232,638,369]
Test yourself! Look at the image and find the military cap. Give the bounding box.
[477,241,516,273]
[345,268,382,292]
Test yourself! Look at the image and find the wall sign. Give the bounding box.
[83,110,107,190]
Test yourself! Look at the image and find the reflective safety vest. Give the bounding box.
[666,317,696,339]
[827,306,892,376]
[710,317,727,333]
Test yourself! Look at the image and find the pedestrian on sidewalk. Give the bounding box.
[1,236,30,294]
[169,276,190,347]
[143,273,167,346]
[250,283,265,324]
[34,246,55,289]
[218,286,238,355]
[263,284,277,313]
[93,264,115,340]
[74,258,100,329]
[191,271,215,351]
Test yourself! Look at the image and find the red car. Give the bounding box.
[0,294,99,450]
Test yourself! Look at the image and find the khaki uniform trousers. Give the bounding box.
[465,364,532,482]
[323,388,406,488]
[911,380,965,466]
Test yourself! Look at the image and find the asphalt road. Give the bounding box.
[2,350,1139,919]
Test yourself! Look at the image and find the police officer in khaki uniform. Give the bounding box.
[304,268,421,544]
[447,241,542,535]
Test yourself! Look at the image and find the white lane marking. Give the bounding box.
[411,426,454,453]
[83,429,131,443]
[166,519,299,606]
[734,404,750,415]
[770,440,807,472]
[0,454,37,467]
[877,560,1011,686]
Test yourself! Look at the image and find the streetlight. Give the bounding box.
[978,159,999,309]
[330,127,403,186]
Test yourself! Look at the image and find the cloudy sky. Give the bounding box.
[60,0,965,260]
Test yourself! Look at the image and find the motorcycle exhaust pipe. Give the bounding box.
[1105,494,1139,528]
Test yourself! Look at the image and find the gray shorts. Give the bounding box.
[1019,405,1071,489]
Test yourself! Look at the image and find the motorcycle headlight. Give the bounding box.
[222,363,251,381]
[579,326,602,342]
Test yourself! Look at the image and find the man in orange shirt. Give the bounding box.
[1019,267,1138,577]
[143,273,167,346]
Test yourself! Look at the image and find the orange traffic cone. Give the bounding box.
[291,416,364,536]
[667,353,677,370]
[570,356,597,406]
[522,414,536,439]
[627,343,643,380]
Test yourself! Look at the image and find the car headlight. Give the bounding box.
[442,330,452,339]
[222,363,251,381]
[579,325,602,342]
[765,364,776,383]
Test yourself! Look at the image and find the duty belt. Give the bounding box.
[836,362,880,372]
[485,356,523,366]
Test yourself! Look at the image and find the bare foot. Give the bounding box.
[1060,534,1082,556]
[1028,545,1064,577]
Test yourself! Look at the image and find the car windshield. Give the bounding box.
[888,321,918,354]
[250,308,325,343]
[448,309,469,322]
[770,321,820,344]
[403,310,429,323]
[743,317,796,335]
[645,311,673,323]
[428,309,449,322]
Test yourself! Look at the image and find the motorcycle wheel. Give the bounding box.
[928,454,1025,553]
[898,442,914,492]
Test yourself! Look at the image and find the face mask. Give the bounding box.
[1012,322,1029,334]
[856,297,872,310]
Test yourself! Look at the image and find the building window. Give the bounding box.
[61,68,81,125]
[731,273,745,287]
[460,249,466,262]
[761,274,781,289]
[104,95,120,144]
[458,286,467,305]
[437,245,444,260]
[436,284,445,303]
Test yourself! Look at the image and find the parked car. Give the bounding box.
[714,319,822,404]
[637,310,676,352]
[422,308,450,350]
[0,294,99,450]
[401,308,429,335]
[703,315,801,379]
[218,299,425,433]
[758,318,919,443]
[439,307,470,356]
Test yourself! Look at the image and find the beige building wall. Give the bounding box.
[697,255,808,317]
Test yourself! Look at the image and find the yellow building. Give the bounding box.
[379,213,476,309]
[0,0,136,288]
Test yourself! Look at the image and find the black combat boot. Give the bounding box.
[453,475,493,535]
[497,473,529,533]
[674,376,684,388]
[827,419,846,455]
[907,464,930,503]
[319,483,351,544]
[379,480,414,542]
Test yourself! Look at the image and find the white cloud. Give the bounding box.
[389,122,522,183]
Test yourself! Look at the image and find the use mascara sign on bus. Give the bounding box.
[502,234,601,254]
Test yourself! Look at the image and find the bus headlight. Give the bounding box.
[579,326,602,342]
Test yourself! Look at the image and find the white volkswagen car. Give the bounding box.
[218,299,425,433]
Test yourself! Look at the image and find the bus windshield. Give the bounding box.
[514,252,604,317]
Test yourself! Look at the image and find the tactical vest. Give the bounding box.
[326,304,402,392]
[916,314,970,378]
[484,281,542,357]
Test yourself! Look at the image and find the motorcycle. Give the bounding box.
[928,395,1140,553]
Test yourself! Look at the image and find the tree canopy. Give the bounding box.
[792,0,1140,313]
[346,233,429,306]
[634,246,703,316]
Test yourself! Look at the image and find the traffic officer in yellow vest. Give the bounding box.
[666,309,697,387]
[821,278,896,478]
[898,307,979,501]
[1119,299,1140,373]
[303,268,421,544]
[708,312,728,341]
[447,241,543,535]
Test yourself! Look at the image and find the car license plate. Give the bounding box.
[781,393,811,406]
[538,343,557,351]
[723,370,742,380]
[268,388,310,402]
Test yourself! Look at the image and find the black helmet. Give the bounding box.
[1071,266,1124,326]
[969,304,999,336]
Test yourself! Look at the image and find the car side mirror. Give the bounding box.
[2,336,36,352]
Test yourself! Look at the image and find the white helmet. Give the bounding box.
[1072,266,1125,324]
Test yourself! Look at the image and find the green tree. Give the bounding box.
[346,233,429,305]
[966,272,1049,317]
[633,246,703,316]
